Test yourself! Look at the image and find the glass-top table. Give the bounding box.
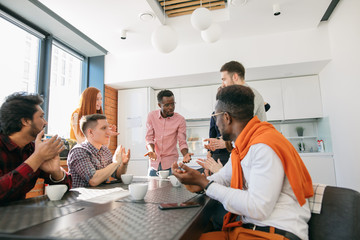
[0,176,215,240]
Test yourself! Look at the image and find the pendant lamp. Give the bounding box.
[151,0,178,53]
[151,25,178,53]
[191,7,212,31]
[201,23,221,43]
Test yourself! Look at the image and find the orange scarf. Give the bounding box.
[222,116,314,230]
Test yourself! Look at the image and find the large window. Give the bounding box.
[0,16,40,104]
[47,43,83,138]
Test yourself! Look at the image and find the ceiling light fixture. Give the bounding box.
[139,12,155,22]
[273,3,281,16]
[151,0,177,53]
[191,1,212,31]
[230,0,248,7]
[120,29,127,40]
[201,23,221,43]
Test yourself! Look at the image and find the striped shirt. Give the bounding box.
[145,109,188,170]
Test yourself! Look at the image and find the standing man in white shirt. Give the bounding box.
[205,60,267,151]
[173,85,313,240]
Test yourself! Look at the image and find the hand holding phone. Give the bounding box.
[158,201,201,210]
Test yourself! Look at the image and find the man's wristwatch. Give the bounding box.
[204,180,214,193]
[195,180,215,194]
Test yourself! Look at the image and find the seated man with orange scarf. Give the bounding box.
[172,85,313,240]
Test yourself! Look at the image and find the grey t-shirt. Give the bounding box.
[244,83,267,121]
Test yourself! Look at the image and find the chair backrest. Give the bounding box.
[308,186,360,240]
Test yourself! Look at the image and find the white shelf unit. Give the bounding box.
[270,119,320,153]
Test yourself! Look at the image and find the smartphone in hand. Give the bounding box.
[158,201,201,210]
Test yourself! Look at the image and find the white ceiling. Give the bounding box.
[37,0,332,55]
[1,0,334,89]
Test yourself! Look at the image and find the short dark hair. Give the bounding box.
[80,114,107,136]
[220,61,245,80]
[216,85,254,122]
[0,92,43,135]
[157,90,174,103]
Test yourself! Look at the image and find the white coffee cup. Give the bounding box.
[156,170,169,179]
[121,174,133,184]
[45,184,68,201]
[129,183,148,200]
[169,175,181,187]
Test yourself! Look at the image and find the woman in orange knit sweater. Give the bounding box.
[70,87,117,143]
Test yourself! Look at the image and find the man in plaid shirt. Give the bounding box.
[0,92,72,204]
[67,114,130,188]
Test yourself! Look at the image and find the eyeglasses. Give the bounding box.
[162,102,176,108]
[211,112,225,121]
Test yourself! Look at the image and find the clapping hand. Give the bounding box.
[172,162,207,193]
[196,152,223,173]
[34,130,64,162]
[113,145,131,165]
[203,138,226,151]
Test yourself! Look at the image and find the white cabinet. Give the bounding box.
[154,86,218,119]
[248,80,284,121]
[118,88,154,176]
[301,154,336,186]
[282,76,323,119]
[248,75,322,120]
[180,85,217,119]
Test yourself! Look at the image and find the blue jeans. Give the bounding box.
[149,163,172,176]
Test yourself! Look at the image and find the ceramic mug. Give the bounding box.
[169,175,181,187]
[121,174,133,184]
[156,170,169,179]
[129,183,148,200]
[45,184,68,201]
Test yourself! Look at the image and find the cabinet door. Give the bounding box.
[301,156,336,186]
[118,88,153,159]
[248,80,284,121]
[282,76,323,120]
[180,86,214,119]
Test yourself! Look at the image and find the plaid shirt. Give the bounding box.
[0,134,72,204]
[67,141,114,188]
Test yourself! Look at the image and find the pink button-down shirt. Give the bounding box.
[145,109,188,170]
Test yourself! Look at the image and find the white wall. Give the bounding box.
[319,0,360,191]
[105,26,331,85]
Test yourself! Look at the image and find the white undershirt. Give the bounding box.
[207,143,311,240]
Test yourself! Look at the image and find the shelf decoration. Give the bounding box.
[296,126,304,137]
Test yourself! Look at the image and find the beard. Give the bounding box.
[221,131,231,141]
[29,122,43,138]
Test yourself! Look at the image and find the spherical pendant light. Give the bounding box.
[201,23,221,43]
[151,25,178,53]
[191,7,212,31]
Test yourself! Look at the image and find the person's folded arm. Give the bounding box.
[0,163,36,201]
[206,144,284,221]
[68,148,101,187]
[89,162,120,186]
[40,168,72,190]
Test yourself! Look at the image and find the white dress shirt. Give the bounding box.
[207,143,311,240]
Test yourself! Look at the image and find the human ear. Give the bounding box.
[224,112,232,124]
[21,118,31,126]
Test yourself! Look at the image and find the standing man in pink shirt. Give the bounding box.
[145,90,193,176]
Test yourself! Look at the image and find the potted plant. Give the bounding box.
[298,142,305,152]
[296,126,304,137]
